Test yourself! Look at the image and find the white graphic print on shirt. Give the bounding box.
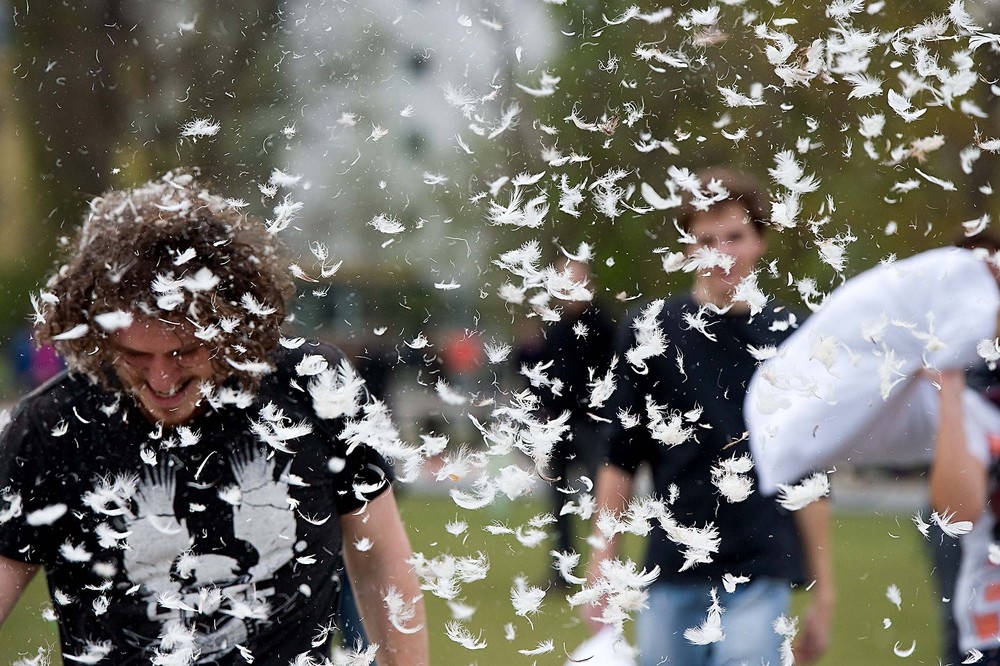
[121,447,297,660]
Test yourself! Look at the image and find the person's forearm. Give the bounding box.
[929,369,987,522]
[796,498,835,609]
[347,559,428,666]
[343,490,428,666]
[582,464,633,631]
[585,465,633,575]
[0,555,39,626]
[792,498,834,663]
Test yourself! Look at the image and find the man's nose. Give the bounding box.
[146,355,181,390]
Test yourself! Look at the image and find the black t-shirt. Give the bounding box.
[534,304,616,418]
[0,341,393,664]
[602,295,805,584]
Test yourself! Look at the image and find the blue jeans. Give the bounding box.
[637,577,790,666]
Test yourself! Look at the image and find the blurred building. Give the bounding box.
[283,0,562,330]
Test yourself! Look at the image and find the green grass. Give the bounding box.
[0,499,946,665]
[0,574,59,664]
[802,510,943,665]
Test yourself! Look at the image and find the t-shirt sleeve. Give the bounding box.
[0,402,58,564]
[327,430,395,515]
[292,342,396,514]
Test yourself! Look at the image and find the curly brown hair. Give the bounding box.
[676,166,770,235]
[34,169,295,390]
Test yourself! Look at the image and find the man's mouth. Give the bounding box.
[147,380,190,400]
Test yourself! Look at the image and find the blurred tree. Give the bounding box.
[516,0,1000,316]
[2,0,287,337]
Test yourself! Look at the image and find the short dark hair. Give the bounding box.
[34,169,295,390]
[676,166,769,235]
[954,227,1000,253]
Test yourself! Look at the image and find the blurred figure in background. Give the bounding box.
[7,324,65,393]
[748,234,1000,666]
[928,227,1000,666]
[928,368,1000,665]
[527,256,615,580]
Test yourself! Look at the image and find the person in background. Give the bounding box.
[530,256,615,582]
[583,167,828,666]
[928,367,1000,665]
[7,325,64,392]
[747,234,1000,666]
[928,228,1000,666]
[0,170,428,665]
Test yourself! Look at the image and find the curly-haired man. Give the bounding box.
[0,171,428,665]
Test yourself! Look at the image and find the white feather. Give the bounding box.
[94,310,134,332]
[52,323,89,341]
[683,588,725,645]
[776,472,830,510]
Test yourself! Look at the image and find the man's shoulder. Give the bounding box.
[269,338,349,373]
[2,371,114,444]
[622,294,695,321]
[753,299,800,325]
[611,295,694,345]
[11,371,103,418]
[260,338,352,407]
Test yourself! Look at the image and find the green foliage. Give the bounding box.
[5,2,289,316]
[6,1,998,335]
[520,1,1000,305]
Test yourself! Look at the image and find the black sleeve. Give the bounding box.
[0,401,62,565]
[287,341,396,514]
[593,307,618,371]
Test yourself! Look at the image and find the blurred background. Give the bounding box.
[1,0,999,663]
[2,0,998,402]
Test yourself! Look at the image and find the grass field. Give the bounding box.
[0,496,946,665]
